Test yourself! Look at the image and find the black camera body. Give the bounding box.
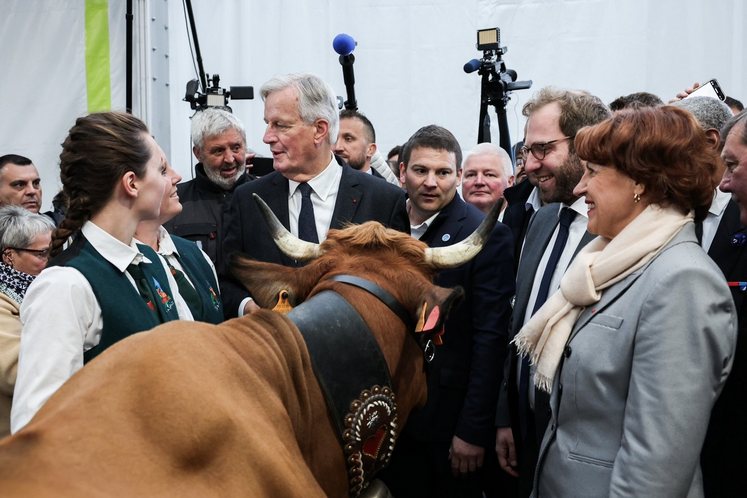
[465,28,531,96]
[184,74,254,112]
[465,28,532,148]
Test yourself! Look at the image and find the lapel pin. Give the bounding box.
[442,234,451,242]
[731,233,745,247]
[728,282,747,291]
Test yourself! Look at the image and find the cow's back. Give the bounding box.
[0,311,344,497]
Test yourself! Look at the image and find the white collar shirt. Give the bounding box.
[521,197,589,410]
[133,227,199,322]
[523,197,589,328]
[12,221,150,432]
[287,155,341,242]
[702,188,731,253]
[406,200,440,240]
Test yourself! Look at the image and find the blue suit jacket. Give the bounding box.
[219,157,409,318]
[402,195,515,446]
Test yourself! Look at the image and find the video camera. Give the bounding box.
[464,28,532,148]
[464,28,532,98]
[184,74,254,112]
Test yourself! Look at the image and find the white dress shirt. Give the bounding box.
[239,156,342,317]
[287,155,341,241]
[520,197,589,409]
[523,197,589,325]
[701,188,731,253]
[11,222,193,433]
[407,200,440,240]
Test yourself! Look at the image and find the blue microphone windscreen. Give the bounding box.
[333,34,356,55]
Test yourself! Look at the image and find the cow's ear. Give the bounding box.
[230,255,312,309]
[414,286,465,345]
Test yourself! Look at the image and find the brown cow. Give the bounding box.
[0,195,499,497]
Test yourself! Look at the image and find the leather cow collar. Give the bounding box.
[286,274,418,498]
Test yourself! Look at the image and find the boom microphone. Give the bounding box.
[463,59,482,74]
[334,33,358,111]
[333,33,356,56]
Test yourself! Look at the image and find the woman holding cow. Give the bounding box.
[515,106,737,496]
[11,111,196,433]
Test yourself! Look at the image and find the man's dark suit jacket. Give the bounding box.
[219,157,409,318]
[495,203,594,496]
[163,163,254,270]
[501,179,536,270]
[701,199,747,498]
[401,195,515,446]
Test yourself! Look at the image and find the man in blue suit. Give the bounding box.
[379,125,515,497]
[219,73,409,318]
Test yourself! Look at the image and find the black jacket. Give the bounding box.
[163,164,254,270]
[402,195,515,446]
[501,179,536,270]
[219,156,409,318]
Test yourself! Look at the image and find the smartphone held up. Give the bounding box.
[684,79,726,101]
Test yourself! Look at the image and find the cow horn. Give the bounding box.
[253,193,323,261]
[424,198,503,269]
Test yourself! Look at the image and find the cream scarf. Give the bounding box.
[513,204,693,393]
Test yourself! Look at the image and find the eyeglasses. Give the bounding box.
[520,136,573,161]
[4,247,50,260]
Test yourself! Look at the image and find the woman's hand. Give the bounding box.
[496,427,519,477]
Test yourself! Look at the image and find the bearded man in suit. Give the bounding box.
[495,87,610,497]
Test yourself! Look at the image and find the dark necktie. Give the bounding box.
[127,263,160,322]
[532,207,577,314]
[518,207,577,438]
[298,182,319,243]
[169,263,203,318]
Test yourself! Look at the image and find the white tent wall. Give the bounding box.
[0,0,148,211]
[166,0,745,183]
[2,0,745,211]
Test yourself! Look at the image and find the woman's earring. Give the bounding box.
[633,193,641,203]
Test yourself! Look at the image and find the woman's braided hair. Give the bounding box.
[50,112,151,258]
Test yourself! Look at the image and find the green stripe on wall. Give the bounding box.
[85,0,111,112]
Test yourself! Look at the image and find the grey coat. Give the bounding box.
[533,223,737,498]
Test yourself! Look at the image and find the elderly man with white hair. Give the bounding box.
[461,143,515,220]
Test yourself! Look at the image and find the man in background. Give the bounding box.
[461,142,515,219]
[0,155,42,214]
[163,108,254,269]
[333,109,382,177]
[674,97,747,498]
